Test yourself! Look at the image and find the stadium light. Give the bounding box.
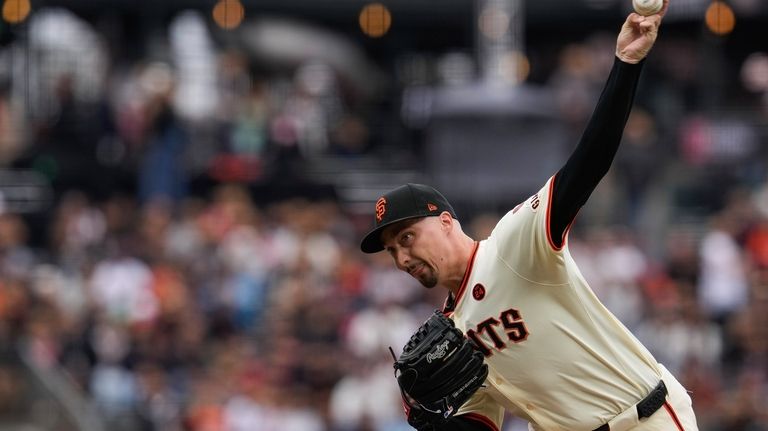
[212,0,244,30]
[705,1,735,36]
[2,0,31,24]
[359,3,391,38]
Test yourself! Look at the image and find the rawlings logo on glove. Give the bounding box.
[426,340,452,363]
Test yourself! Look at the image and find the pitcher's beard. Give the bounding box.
[419,272,438,288]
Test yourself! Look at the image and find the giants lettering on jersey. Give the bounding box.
[512,193,540,215]
[466,308,529,357]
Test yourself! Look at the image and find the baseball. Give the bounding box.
[633,0,663,16]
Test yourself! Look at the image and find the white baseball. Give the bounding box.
[632,0,663,16]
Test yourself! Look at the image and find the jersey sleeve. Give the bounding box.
[455,385,504,431]
[487,176,569,285]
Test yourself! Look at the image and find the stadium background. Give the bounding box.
[0,0,767,430]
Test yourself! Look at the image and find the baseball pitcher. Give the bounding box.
[360,1,700,430]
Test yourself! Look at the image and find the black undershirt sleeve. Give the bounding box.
[549,57,645,248]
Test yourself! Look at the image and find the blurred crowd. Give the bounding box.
[0,5,767,431]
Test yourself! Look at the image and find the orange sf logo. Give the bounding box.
[375,197,387,222]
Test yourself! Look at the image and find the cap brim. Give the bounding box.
[359,215,426,254]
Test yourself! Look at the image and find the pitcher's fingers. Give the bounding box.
[630,13,644,24]
[641,15,661,31]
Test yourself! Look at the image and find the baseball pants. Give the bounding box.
[526,364,698,431]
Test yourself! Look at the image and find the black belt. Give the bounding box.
[593,380,668,431]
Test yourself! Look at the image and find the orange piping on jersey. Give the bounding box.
[461,412,499,431]
[442,241,479,315]
[663,401,685,431]
[545,174,570,252]
[441,291,455,316]
[452,241,480,310]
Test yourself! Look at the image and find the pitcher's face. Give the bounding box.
[381,215,451,288]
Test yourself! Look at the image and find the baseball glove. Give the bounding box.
[390,310,488,430]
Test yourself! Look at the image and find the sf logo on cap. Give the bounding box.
[375,197,387,222]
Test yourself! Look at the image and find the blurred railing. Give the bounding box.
[0,346,105,431]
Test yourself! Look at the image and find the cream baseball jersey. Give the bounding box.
[444,177,663,431]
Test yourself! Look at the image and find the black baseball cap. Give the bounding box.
[360,183,457,253]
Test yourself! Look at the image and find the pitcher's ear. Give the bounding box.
[439,211,454,229]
